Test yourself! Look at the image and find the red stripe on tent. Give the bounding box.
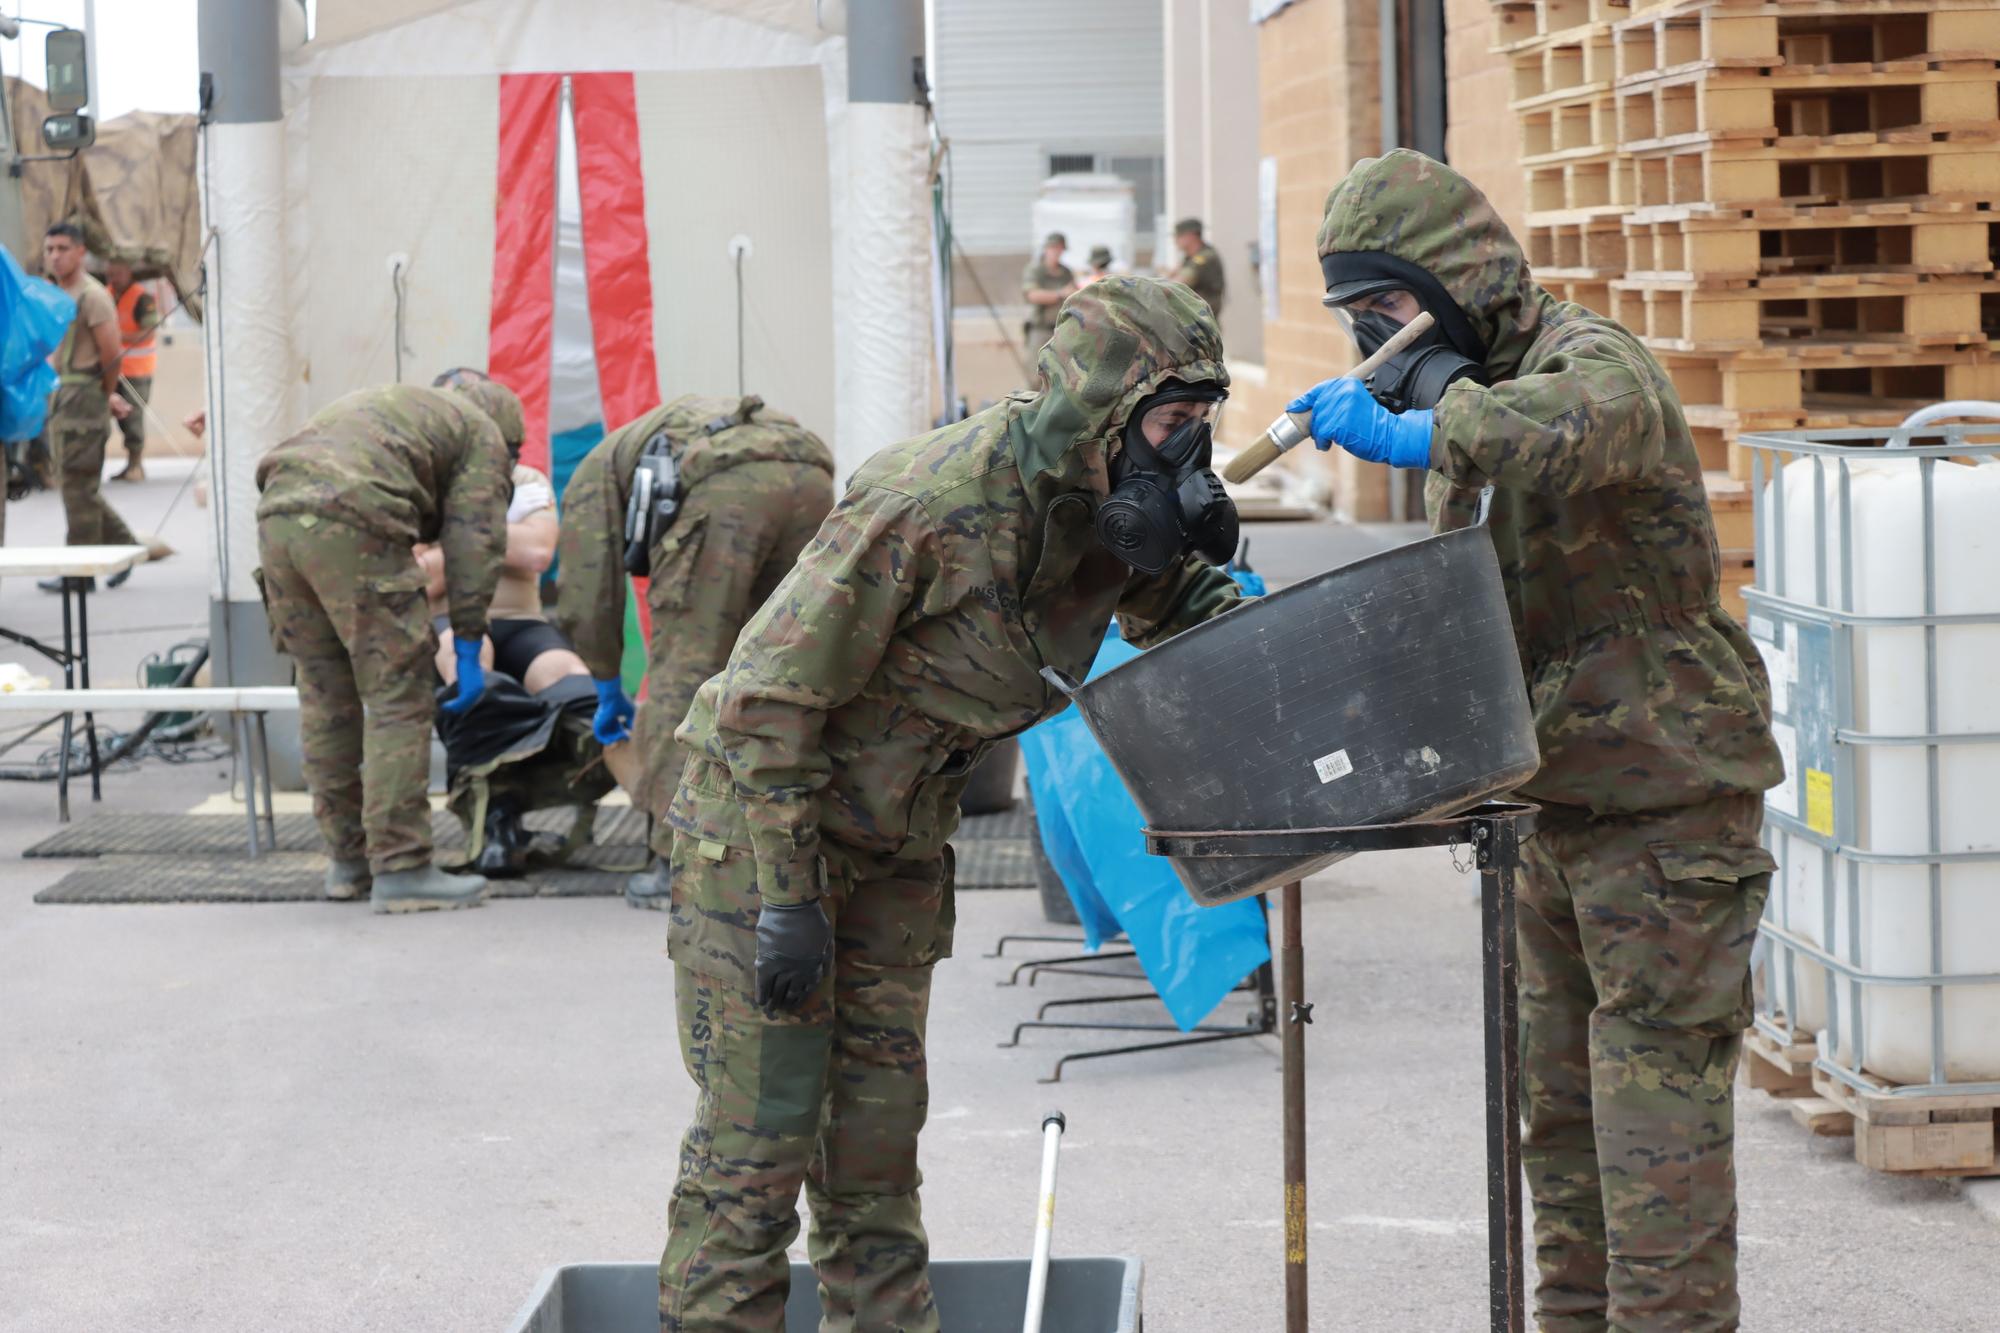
[570,71,662,655]
[569,71,661,433]
[488,72,562,473]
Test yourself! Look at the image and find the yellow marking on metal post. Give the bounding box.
[1284,1182,1308,1263]
[1805,769,1834,837]
[1040,1196,1056,1226]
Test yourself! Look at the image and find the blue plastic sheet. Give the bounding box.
[0,244,74,443]
[1020,618,1271,1032]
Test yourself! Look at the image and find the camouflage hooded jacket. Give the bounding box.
[672,277,1241,905]
[1319,151,1781,814]
[552,394,835,680]
[255,384,513,638]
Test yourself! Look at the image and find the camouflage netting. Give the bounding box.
[5,77,202,318]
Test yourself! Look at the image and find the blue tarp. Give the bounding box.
[1019,602,1271,1032]
[0,245,74,443]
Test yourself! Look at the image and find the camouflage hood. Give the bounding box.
[1316,149,1543,379]
[1009,276,1228,507]
[444,378,527,456]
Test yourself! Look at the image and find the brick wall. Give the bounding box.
[1445,0,1527,238]
[1234,0,1393,520]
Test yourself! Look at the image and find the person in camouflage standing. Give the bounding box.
[655,276,1244,1332]
[1289,150,1783,1332]
[1169,217,1225,317]
[1019,231,1077,359]
[551,393,835,910]
[37,223,166,593]
[255,378,520,912]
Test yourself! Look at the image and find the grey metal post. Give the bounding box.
[199,0,302,786]
[848,0,925,104]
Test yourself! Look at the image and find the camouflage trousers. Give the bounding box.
[659,831,956,1333]
[1518,794,1774,1333]
[634,460,833,854]
[257,514,439,874]
[116,375,151,454]
[49,382,137,548]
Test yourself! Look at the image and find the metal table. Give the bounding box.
[1146,801,1536,1333]
[0,545,149,820]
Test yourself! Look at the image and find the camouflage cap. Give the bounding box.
[1088,245,1113,269]
[1042,231,1068,250]
[1174,217,1204,237]
[434,371,526,454]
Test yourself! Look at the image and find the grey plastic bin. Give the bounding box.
[506,1258,1143,1332]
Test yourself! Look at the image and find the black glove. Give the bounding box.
[755,898,833,1012]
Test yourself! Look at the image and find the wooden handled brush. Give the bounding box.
[1221,310,1438,485]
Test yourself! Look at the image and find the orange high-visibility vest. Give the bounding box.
[115,282,158,378]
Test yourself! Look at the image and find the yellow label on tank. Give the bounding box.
[1805,769,1834,836]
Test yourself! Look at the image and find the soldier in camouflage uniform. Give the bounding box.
[658,277,1244,1331]
[255,380,520,912]
[1290,150,1783,1332]
[1019,231,1077,359]
[1169,217,1225,317]
[37,223,157,593]
[551,394,836,907]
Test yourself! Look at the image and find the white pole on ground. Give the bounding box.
[1022,1110,1066,1333]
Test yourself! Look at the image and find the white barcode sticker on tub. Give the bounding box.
[1312,749,1353,784]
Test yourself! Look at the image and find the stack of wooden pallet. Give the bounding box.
[1493,0,2000,616]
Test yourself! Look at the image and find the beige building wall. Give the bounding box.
[1236,0,1388,521]
[1163,0,1264,364]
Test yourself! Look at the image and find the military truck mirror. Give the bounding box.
[42,113,95,152]
[45,28,89,112]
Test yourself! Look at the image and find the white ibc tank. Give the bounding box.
[1030,173,1136,275]
[1765,448,2000,1084]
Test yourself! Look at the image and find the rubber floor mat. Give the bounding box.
[31,855,630,904]
[24,805,654,860]
[28,808,1035,902]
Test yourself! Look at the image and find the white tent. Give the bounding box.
[215,0,931,499]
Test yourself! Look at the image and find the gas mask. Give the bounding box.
[1095,382,1237,576]
[623,428,682,577]
[1321,251,1488,413]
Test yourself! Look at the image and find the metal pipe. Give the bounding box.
[1480,819,1526,1332]
[1280,879,1307,1333]
[1021,1111,1065,1333]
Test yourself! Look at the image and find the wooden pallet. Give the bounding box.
[1610,272,1997,353]
[1664,346,2000,475]
[1512,27,1619,106]
[1745,1025,1820,1096]
[1623,204,1996,283]
[1530,152,1637,213]
[1617,66,2000,154]
[1616,2,2000,83]
[1617,137,2000,216]
[1523,95,1624,164]
[1706,469,1752,551]
[1493,0,1633,52]
[1812,1063,2000,1177]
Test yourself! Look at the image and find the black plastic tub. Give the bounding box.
[1047,521,1538,906]
[505,1258,1142,1332]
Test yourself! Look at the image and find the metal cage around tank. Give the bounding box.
[1738,415,2000,1103]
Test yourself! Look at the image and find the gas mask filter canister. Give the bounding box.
[1095,384,1238,577]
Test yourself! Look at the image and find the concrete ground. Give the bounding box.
[3,466,1999,1331]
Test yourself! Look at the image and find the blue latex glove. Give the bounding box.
[1286,377,1435,470]
[592,678,635,745]
[440,635,486,714]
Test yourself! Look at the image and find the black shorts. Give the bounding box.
[433,615,575,682]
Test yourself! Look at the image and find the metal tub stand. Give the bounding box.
[1145,801,1536,1333]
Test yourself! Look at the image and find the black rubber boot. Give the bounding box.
[473,799,531,879]
[625,857,673,910]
